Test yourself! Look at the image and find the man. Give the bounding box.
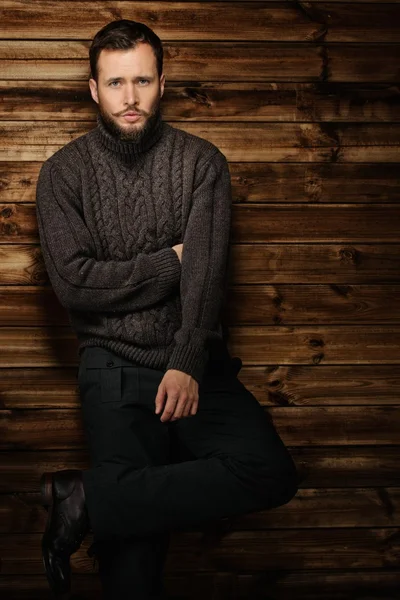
[36,19,298,599]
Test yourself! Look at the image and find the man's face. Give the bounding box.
[89,43,165,142]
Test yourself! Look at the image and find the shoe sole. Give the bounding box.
[40,472,71,599]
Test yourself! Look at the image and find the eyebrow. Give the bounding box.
[105,75,155,84]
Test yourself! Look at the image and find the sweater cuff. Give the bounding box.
[150,247,182,297]
[166,342,209,384]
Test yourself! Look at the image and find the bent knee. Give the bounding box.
[256,466,298,509]
[273,467,299,507]
[227,454,299,510]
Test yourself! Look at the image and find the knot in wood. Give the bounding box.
[1,207,13,218]
[339,246,358,265]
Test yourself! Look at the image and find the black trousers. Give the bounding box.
[78,345,298,599]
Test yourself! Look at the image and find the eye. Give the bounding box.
[139,79,149,85]
[109,81,120,87]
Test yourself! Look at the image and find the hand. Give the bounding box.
[155,369,199,422]
[172,243,183,263]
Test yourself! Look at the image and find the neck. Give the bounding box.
[95,109,165,163]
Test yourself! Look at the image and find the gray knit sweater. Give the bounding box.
[35,111,232,383]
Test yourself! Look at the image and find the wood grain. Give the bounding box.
[228,326,400,364]
[229,244,400,284]
[1,487,399,532]
[2,162,400,203]
[1,42,400,82]
[2,2,400,42]
[1,529,400,573]
[2,203,400,243]
[227,284,400,325]
[231,204,400,242]
[1,364,399,409]
[239,365,400,406]
[1,447,399,492]
[1,406,399,448]
[2,82,400,123]
[2,1,400,595]
[1,570,400,600]
[0,325,399,366]
[2,121,400,162]
[1,284,400,327]
[1,243,399,285]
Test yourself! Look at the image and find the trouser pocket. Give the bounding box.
[79,347,138,403]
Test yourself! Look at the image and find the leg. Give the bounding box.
[83,354,298,541]
[172,363,298,523]
[78,347,172,599]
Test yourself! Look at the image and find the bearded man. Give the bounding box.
[36,19,298,600]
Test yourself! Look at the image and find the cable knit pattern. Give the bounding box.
[171,130,184,237]
[35,111,232,384]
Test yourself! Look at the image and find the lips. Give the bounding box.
[123,112,140,116]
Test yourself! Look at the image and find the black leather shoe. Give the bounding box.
[40,469,90,598]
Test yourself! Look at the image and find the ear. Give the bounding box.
[89,78,99,104]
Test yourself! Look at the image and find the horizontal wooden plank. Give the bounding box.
[0,367,81,408]
[0,2,327,42]
[1,406,399,448]
[2,82,400,123]
[2,162,400,203]
[1,243,399,285]
[1,447,399,493]
[1,487,399,533]
[230,244,400,284]
[3,203,400,243]
[0,326,399,367]
[293,446,400,488]
[2,2,400,43]
[0,245,47,285]
[241,365,400,407]
[11,144,400,163]
[2,122,400,163]
[0,204,36,243]
[231,204,400,242]
[0,163,42,201]
[2,528,400,573]
[227,284,400,325]
[1,570,400,600]
[1,447,399,492]
[228,326,400,365]
[240,487,400,529]
[1,364,400,409]
[0,287,68,326]
[1,42,399,82]
[3,570,400,600]
[1,284,400,328]
[0,328,79,366]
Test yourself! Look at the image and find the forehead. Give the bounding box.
[97,44,157,76]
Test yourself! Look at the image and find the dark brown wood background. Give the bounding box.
[1,1,400,598]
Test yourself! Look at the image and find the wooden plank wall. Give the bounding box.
[1,1,400,597]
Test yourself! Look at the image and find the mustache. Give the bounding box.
[116,109,146,116]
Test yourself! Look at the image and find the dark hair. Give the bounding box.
[89,20,163,81]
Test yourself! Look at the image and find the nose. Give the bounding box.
[124,83,137,108]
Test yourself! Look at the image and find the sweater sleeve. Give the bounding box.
[35,158,181,313]
[165,150,232,384]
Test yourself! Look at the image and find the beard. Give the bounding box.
[98,97,162,143]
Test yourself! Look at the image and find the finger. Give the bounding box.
[155,382,166,414]
[190,398,199,416]
[182,402,192,418]
[171,395,189,421]
[183,396,197,418]
[160,394,179,422]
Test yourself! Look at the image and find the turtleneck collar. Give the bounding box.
[94,110,165,163]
